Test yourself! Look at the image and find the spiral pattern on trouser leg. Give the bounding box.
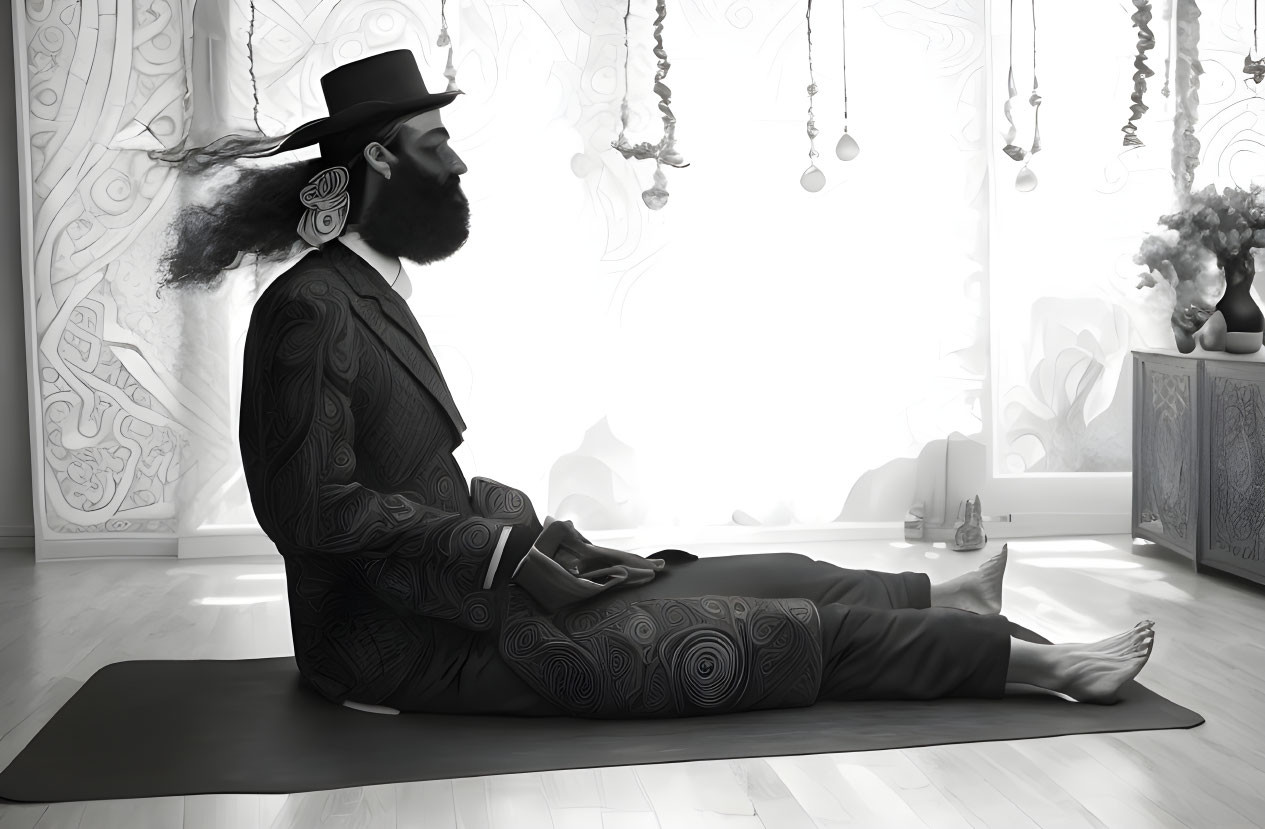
[536,643,601,714]
[664,629,745,710]
[627,613,657,644]
[502,616,547,655]
[498,588,822,718]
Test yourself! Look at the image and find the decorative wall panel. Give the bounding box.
[21,0,192,541]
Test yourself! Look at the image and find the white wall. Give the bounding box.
[0,4,34,544]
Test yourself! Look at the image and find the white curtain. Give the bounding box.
[190,0,991,531]
[20,0,1234,548]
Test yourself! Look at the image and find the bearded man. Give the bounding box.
[157,50,1155,717]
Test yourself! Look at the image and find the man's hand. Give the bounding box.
[533,517,666,580]
[510,548,608,613]
[510,518,664,613]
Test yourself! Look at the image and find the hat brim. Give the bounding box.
[274,91,462,154]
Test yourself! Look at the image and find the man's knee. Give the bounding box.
[773,552,816,566]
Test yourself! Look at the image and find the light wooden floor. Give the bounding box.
[0,534,1262,829]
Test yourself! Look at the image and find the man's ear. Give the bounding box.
[363,142,396,180]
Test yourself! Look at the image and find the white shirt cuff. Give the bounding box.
[483,526,514,589]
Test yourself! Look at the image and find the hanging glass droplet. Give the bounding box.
[835,132,860,161]
[642,166,669,209]
[437,29,450,47]
[642,187,669,209]
[1015,165,1038,191]
[800,165,827,192]
[836,0,861,164]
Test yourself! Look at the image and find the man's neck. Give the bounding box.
[338,230,410,298]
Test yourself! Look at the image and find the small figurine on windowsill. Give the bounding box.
[953,495,988,552]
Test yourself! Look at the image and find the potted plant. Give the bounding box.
[1136,183,1265,354]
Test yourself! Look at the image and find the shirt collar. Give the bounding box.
[338,230,410,298]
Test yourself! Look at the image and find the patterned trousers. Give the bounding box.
[396,552,1012,715]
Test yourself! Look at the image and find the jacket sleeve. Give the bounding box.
[242,278,537,629]
[469,477,545,535]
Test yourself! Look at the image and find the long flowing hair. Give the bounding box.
[149,115,409,293]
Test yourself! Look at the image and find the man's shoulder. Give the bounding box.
[261,246,356,306]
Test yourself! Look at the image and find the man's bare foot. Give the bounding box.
[929,544,1008,614]
[1052,623,1156,704]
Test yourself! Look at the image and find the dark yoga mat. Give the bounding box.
[0,624,1203,803]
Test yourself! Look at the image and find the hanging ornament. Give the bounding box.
[834,0,860,162]
[1246,54,1265,85]
[437,0,458,91]
[1001,0,1041,191]
[1171,0,1202,197]
[612,0,688,210]
[1001,0,1025,162]
[801,0,825,192]
[834,134,859,162]
[437,0,450,47]
[642,166,670,209]
[1246,0,1265,85]
[1029,0,1042,160]
[1121,0,1155,147]
[1161,0,1174,98]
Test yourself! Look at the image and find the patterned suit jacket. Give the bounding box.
[239,241,823,717]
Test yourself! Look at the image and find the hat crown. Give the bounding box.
[320,50,431,116]
[270,49,457,155]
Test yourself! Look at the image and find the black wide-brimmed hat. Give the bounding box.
[274,49,460,154]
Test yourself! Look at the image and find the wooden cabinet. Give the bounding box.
[1201,360,1265,582]
[1133,353,1200,561]
[1133,350,1265,586]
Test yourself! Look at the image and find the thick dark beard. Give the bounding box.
[356,161,471,266]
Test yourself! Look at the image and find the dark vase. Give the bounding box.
[1216,263,1265,354]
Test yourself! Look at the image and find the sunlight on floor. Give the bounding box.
[1090,573,1195,603]
[1006,539,1117,554]
[1019,557,1142,569]
[1010,585,1101,628]
[197,595,284,606]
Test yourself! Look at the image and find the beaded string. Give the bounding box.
[800,0,826,192]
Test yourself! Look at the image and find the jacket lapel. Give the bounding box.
[330,244,468,436]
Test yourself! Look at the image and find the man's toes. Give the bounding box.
[984,545,1008,575]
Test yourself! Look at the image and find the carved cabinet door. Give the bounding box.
[1201,360,1265,583]
[1132,353,1199,561]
